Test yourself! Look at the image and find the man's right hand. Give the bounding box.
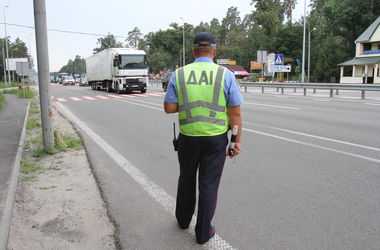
[228,142,241,158]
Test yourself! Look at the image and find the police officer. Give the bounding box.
[164,32,243,244]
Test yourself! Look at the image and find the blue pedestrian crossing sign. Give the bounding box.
[274,53,284,65]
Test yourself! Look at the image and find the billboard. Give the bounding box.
[6,58,28,71]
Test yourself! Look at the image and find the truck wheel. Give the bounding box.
[141,89,146,94]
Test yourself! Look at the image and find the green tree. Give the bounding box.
[93,34,123,53]
[59,55,86,74]
[127,27,142,48]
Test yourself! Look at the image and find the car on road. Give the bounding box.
[79,76,88,86]
[62,75,75,86]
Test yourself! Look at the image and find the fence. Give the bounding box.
[239,82,380,99]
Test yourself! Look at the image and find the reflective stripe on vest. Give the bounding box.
[177,66,225,126]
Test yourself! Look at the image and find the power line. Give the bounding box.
[0,22,128,39]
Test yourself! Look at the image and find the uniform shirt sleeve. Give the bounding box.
[224,69,243,107]
[164,73,178,104]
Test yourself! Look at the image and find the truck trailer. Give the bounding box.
[86,48,149,93]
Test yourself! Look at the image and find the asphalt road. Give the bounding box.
[51,83,380,250]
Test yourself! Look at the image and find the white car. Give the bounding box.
[62,76,75,86]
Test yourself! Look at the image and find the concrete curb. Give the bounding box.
[0,101,30,250]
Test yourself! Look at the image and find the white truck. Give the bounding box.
[86,48,149,93]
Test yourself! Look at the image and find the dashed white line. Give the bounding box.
[82,96,96,101]
[248,122,380,152]
[365,102,380,106]
[70,97,81,101]
[57,102,236,250]
[108,94,123,99]
[243,127,380,164]
[57,98,67,102]
[95,95,109,100]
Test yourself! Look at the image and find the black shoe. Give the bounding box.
[177,222,189,230]
[196,226,216,244]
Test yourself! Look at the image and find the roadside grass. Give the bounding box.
[22,96,83,182]
[17,87,35,99]
[0,82,18,89]
[1,86,35,99]
[0,93,4,111]
[27,116,41,130]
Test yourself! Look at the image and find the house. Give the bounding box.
[338,16,380,84]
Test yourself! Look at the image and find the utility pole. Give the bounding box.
[308,21,311,83]
[3,5,10,84]
[301,0,307,83]
[33,0,54,150]
[2,45,6,84]
[180,17,185,67]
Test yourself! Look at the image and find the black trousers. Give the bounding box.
[175,133,228,243]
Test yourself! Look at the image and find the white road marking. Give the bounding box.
[56,102,236,250]
[95,95,109,100]
[247,122,380,152]
[244,102,300,110]
[57,98,67,102]
[108,94,123,99]
[365,102,380,106]
[243,127,380,164]
[70,97,81,101]
[115,99,163,111]
[131,93,149,97]
[313,99,330,102]
[82,96,96,101]
[118,98,163,108]
[148,93,164,97]
[121,94,136,98]
[110,100,380,164]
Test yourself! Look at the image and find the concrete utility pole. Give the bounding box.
[180,17,185,67]
[308,22,311,83]
[2,45,6,84]
[33,0,54,150]
[3,5,10,84]
[301,0,307,83]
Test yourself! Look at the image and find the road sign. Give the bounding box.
[6,58,28,71]
[274,53,284,65]
[272,64,292,73]
[16,62,30,76]
[257,50,268,64]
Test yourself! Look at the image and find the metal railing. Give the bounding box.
[239,82,380,99]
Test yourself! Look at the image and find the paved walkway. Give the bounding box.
[0,95,28,221]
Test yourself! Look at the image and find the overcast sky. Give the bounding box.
[2,0,307,71]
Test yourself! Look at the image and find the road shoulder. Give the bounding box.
[7,98,116,250]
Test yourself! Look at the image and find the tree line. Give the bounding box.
[61,0,379,82]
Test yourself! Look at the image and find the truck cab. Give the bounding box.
[86,48,149,94]
[112,52,149,93]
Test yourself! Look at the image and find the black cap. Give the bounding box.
[193,32,216,48]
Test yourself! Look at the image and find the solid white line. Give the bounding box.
[247,122,380,152]
[56,102,236,250]
[244,102,300,110]
[243,127,380,164]
[70,97,81,101]
[57,98,67,102]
